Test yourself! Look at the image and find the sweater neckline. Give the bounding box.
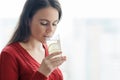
[15,42,49,65]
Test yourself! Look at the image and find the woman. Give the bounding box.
[0,0,66,80]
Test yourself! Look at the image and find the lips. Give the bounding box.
[44,35,52,40]
[44,35,51,38]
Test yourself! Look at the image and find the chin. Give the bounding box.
[39,39,46,44]
[42,40,47,43]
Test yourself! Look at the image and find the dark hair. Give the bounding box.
[7,0,62,45]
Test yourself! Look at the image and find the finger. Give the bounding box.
[49,56,65,63]
[45,56,66,71]
[46,52,62,59]
[50,57,61,63]
[52,57,66,67]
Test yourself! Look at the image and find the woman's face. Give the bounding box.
[29,7,59,43]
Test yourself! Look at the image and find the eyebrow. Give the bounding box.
[39,19,58,23]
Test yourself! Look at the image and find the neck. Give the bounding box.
[23,37,44,51]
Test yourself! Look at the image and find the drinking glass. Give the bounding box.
[46,34,62,57]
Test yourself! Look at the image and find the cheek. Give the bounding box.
[31,26,43,37]
[53,27,57,33]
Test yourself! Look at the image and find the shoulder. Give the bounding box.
[0,42,19,57]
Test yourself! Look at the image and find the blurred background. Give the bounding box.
[0,0,120,80]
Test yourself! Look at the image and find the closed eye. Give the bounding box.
[52,23,57,26]
[40,22,48,25]
[40,21,48,26]
[52,22,58,26]
[39,19,58,27]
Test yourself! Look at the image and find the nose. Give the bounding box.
[46,25,54,33]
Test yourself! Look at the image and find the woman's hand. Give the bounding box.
[38,52,66,77]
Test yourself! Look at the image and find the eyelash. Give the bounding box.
[41,22,47,25]
[53,23,57,26]
[40,22,57,26]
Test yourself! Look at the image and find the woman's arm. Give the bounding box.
[30,52,66,80]
[31,71,47,80]
[0,52,18,80]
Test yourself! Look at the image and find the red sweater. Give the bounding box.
[0,42,63,80]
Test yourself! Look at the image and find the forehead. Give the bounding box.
[32,7,59,21]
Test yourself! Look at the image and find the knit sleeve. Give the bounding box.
[31,71,48,80]
[0,52,18,80]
